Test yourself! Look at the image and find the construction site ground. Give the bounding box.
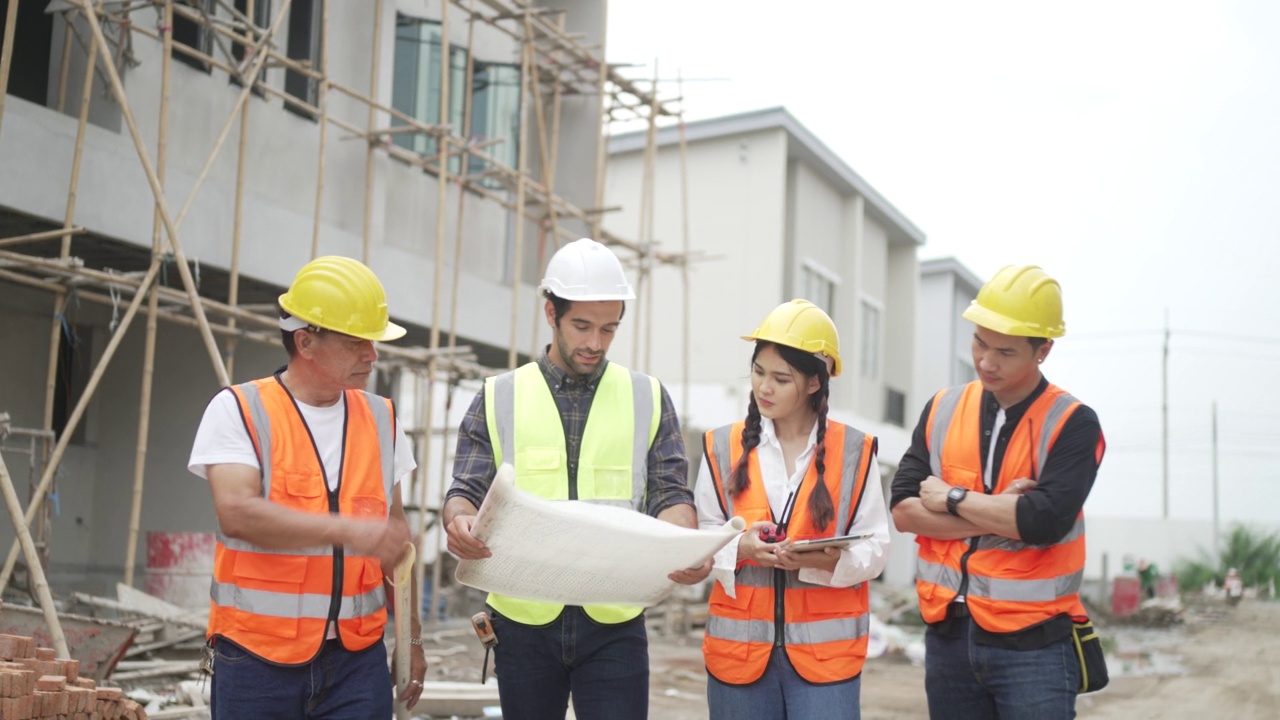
[417,597,1280,719]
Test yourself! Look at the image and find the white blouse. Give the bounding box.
[693,416,891,597]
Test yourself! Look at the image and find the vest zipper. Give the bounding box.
[773,568,786,648]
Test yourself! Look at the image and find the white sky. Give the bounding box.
[605,1,1280,525]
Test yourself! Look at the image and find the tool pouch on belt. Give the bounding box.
[1071,616,1109,694]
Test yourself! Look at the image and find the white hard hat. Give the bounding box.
[538,238,635,301]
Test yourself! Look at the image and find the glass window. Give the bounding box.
[172,0,215,73]
[469,62,522,185]
[285,0,323,118]
[800,264,836,318]
[392,16,466,161]
[861,300,880,379]
[231,0,272,93]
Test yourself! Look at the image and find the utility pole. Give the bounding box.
[1212,401,1220,557]
[1161,309,1170,519]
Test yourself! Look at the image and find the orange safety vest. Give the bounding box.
[207,376,395,665]
[702,420,876,685]
[915,381,1104,634]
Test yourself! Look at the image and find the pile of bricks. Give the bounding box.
[0,633,148,720]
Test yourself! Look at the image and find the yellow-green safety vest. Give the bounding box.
[484,361,660,625]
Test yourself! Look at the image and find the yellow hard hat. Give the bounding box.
[962,265,1065,338]
[278,256,406,342]
[742,299,842,377]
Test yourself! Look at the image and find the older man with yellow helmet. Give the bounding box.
[189,256,426,718]
[890,265,1106,719]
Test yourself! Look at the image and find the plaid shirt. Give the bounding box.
[448,352,692,517]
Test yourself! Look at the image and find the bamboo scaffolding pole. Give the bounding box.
[309,0,330,260]
[35,24,98,548]
[446,0,477,352]
[361,0,383,264]
[506,37,533,370]
[0,453,69,659]
[0,0,20,139]
[632,64,658,371]
[523,11,564,360]
[676,74,692,424]
[642,67,659,374]
[71,0,231,386]
[0,260,162,594]
[414,0,454,612]
[122,0,174,589]
[56,9,76,113]
[0,227,88,248]
[226,84,250,377]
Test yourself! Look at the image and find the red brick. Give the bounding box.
[58,660,80,683]
[18,658,61,679]
[73,678,96,689]
[94,687,123,701]
[0,635,32,661]
[34,647,56,661]
[36,674,67,691]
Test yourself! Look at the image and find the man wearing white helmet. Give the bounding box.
[444,238,710,720]
[890,265,1106,718]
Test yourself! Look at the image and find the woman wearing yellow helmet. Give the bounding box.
[695,300,890,719]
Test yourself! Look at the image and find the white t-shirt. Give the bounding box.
[188,388,416,490]
[694,416,890,597]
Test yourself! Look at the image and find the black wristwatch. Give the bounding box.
[946,486,969,517]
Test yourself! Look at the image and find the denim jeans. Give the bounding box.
[210,637,393,719]
[489,606,648,720]
[924,619,1080,720]
[706,646,862,720]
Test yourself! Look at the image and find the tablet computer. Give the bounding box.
[786,532,874,552]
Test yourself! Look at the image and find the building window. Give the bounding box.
[172,0,215,73]
[860,299,881,379]
[884,388,906,427]
[230,0,272,93]
[285,0,323,118]
[392,15,467,161]
[469,61,522,185]
[800,260,838,317]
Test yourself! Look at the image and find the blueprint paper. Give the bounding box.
[454,466,746,606]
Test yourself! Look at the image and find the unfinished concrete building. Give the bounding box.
[0,0,684,618]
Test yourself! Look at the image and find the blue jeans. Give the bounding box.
[925,620,1080,720]
[489,606,648,720]
[706,646,861,720]
[210,637,393,719]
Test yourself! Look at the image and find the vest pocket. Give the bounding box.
[797,586,862,659]
[515,447,567,499]
[231,554,308,639]
[940,464,980,490]
[280,470,328,513]
[580,466,631,502]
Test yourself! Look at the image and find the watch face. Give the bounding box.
[948,487,966,501]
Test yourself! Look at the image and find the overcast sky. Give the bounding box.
[606,1,1280,525]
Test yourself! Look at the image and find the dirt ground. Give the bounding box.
[421,598,1280,719]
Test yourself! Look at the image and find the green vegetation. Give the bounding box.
[1174,524,1280,595]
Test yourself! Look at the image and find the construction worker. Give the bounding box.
[697,300,889,720]
[443,238,709,720]
[890,265,1105,719]
[188,256,427,718]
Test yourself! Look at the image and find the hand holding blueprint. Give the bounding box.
[455,466,746,606]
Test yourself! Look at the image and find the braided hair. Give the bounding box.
[728,342,835,531]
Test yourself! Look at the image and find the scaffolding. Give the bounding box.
[0,0,693,630]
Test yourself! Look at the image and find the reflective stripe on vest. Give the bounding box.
[484,361,659,625]
[915,381,1097,632]
[702,420,875,685]
[208,378,395,665]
